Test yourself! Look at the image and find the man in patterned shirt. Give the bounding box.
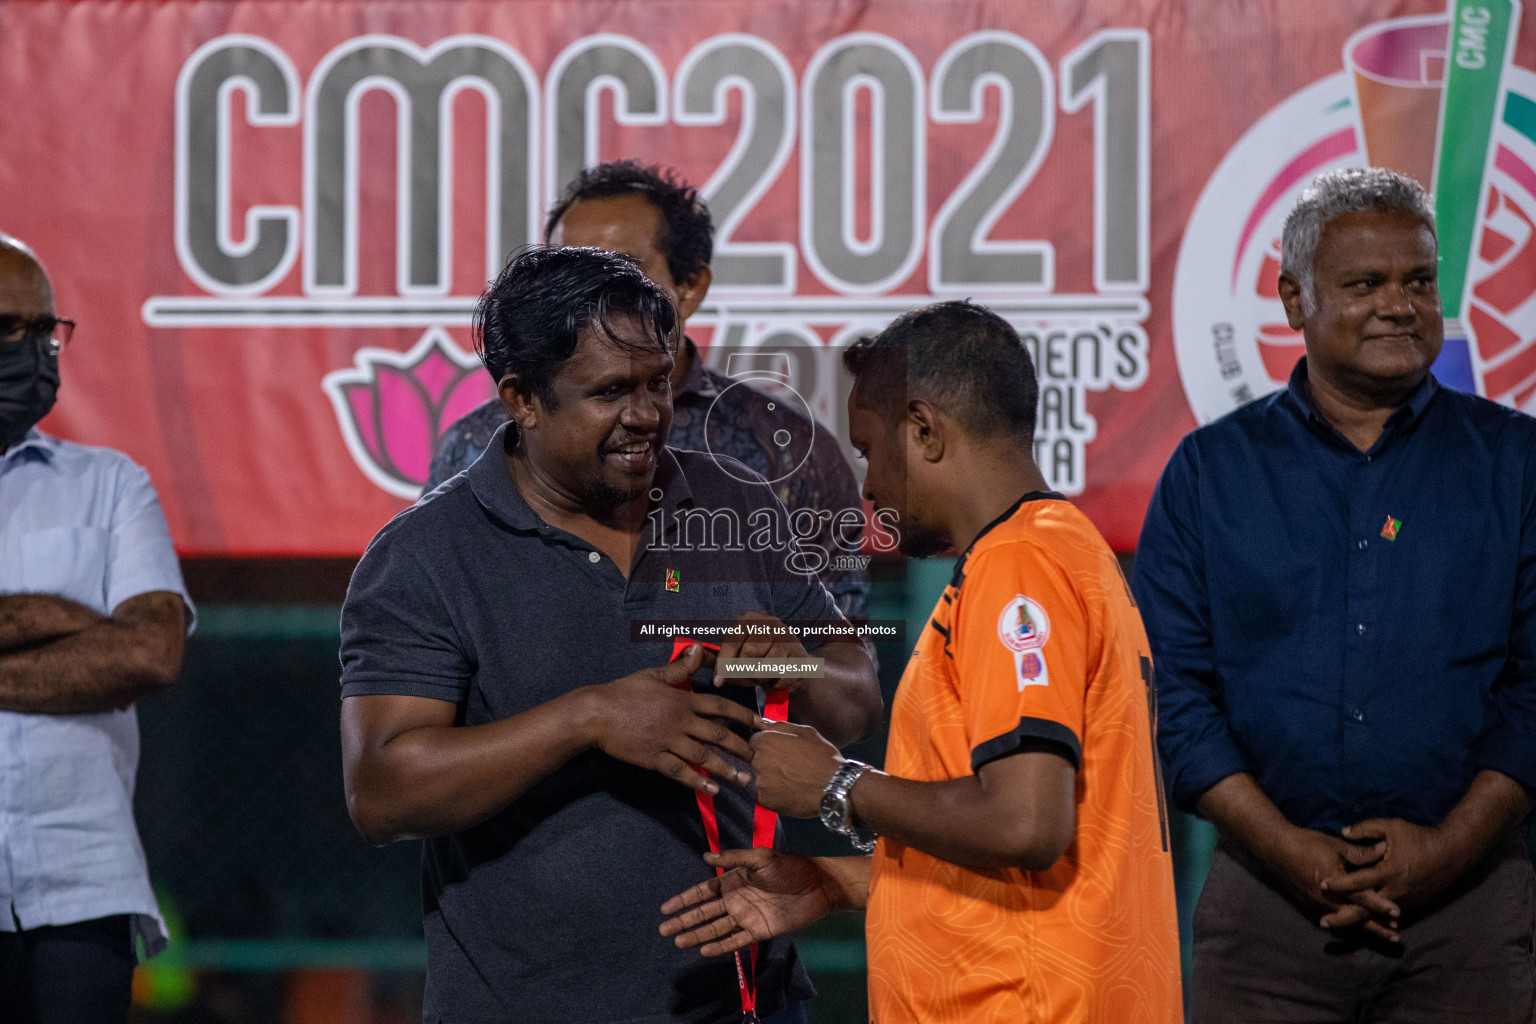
[425,161,870,622]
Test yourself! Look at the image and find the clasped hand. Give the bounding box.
[1271,818,1459,942]
[1316,818,1459,934]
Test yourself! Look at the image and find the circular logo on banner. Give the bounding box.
[997,596,1050,653]
[1174,19,1536,424]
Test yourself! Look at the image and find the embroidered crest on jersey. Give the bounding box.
[998,596,1050,652]
[998,596,1051,690]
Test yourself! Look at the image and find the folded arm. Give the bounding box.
[0,591,186,714]
[0,593,106,652]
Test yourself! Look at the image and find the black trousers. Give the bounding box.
[1191,835,1536,1023]
[0,915,135,1024]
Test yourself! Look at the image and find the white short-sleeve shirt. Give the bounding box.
[0,429,194,957]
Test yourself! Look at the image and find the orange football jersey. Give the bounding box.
[865,493,1181,1024]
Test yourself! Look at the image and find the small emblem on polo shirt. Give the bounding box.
[665,568,681,592]
[1380,516,1402,541]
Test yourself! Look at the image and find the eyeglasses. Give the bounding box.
[0,315,74,356]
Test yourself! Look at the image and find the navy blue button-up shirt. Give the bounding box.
[1133,359,1536,834]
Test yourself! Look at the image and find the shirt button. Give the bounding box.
[1363,455,1373,464]
[1347,707,1366,723]
[1357,539,1369,551]
[1351,802,1364,814]
[588,551,601,564]
[1355,623,1366,636]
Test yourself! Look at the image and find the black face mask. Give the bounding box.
[0,338,59,451]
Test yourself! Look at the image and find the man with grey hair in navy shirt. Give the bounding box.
[339,246,880,1024]
[1135,166,1536,1022]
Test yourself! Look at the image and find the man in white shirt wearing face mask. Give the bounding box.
[0,235,193,1024]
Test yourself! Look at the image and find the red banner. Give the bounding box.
[7,0,1535,554]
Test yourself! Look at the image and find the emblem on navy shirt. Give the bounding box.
[665,568,682,592]
[1380,515,1402,541]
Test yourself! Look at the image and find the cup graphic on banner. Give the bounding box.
[1345,16,1448,190]
[1173,0,1536,426]
[1344,2,1522,394]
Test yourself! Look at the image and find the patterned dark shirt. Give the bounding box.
[424,339,871,621]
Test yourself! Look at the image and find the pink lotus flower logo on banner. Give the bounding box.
[322,328,494,498]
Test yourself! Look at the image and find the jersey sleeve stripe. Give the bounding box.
[971,716,1083,771]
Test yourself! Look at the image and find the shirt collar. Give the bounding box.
[466,421,695,534]
[1286,356,1440,434]
[949,490,1065,589]
[1,428,58,470]
[1399,366,1440,420]
[466,422,539,530]
[650,445,694,508]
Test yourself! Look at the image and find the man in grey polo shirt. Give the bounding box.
[0,236,193,1023]
[425,160,871,627]
[340,246,881,1023]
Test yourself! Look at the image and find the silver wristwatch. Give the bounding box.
[819,760,878,853]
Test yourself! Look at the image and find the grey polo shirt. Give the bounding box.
[341,424,833,1024]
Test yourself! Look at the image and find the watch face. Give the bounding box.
[819,790,847,831]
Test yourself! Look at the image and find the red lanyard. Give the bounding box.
[669,638,790,1024]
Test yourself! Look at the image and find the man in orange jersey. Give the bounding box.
[660,300,1182,1023]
